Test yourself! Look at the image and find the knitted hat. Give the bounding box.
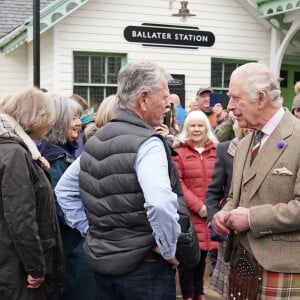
[292,81,300,112]
[292,95,300,111]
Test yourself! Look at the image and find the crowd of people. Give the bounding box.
[0,60,299,300]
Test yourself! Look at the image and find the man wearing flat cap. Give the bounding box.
[195,87,227,128]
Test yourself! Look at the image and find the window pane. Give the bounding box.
[91,57,105,83]
[106,86,117,97]
[280,70,288,88]
[90,87,104,111]
[73,86,88,100]
[74,56,89,83]
[224,63,237,88]
[211,62,222,87]
[107,57,121,84]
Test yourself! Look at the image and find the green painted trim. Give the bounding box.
[0,30,27,53]
[72,52,128,105]
[27,0,90,42]
[256,0,300,17]
[0,0,90,53]
[282,55,300,65]
[253,1,300,57]
[280,63,299,109]
[211,58,255,63]
[211,58,256,90]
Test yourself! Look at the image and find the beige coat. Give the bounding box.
[223,109,300,273]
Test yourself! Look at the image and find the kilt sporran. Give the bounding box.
[228,244,261,300]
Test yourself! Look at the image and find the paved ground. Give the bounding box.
[175,257,224,300]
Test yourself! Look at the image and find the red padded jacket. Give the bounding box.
[173,140,218,251]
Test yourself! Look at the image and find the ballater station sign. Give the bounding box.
[124,23,215,49]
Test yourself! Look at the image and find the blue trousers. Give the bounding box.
[94,258,176,300]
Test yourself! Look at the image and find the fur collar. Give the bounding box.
[0,114,41,160]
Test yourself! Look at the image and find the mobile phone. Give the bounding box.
[163,110,172,128]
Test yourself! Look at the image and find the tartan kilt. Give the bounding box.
[209,241,229,298]
[257,270,300,299]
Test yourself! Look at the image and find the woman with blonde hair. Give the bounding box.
[173,110,218,300]
[0,88,65,300]
[292,81,300,119]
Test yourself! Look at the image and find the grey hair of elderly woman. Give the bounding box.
[173,110,219,147]
[0,87,55,136]
[42,94,82,145]
[230,62,283,107]
[116,61,172,109]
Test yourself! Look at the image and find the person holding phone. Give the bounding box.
[155,100,180,146]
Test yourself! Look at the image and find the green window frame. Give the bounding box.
[73,52,127,112]
[211,58,254,106]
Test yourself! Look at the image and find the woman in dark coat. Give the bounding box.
[206,121,252,298]
[0,88,65,300]
[173,110,219,300]
[37,94,98,300]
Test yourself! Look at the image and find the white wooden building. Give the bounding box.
[0,0,299,109]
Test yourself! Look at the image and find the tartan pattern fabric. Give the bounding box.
[258,270,300,299]
[209,242,229,298]
[250,131,263,165]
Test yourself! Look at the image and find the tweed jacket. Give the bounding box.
[223,109,300,272]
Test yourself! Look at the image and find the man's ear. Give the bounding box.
[257,90,267,108]
[138,89,148,111]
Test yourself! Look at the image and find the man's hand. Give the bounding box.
[27,274,45,289]
[154,124,170,138]
[225,207,250,233]
[167,257,180,267]
[212,210,231,236]
[198,204,207,218]
[212,103,223,119]
[38,156,50,171]
[152,246,179,267]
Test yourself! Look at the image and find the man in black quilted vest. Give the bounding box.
[79,61,182,299]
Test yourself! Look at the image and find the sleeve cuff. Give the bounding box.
[29,267,45,278]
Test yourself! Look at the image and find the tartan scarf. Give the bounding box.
[227,137,240,157]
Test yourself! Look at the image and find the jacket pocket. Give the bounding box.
[272,232,300,242]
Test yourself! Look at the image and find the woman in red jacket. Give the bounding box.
[173,110,219,300]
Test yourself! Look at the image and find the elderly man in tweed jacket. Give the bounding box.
[212,62,300,300]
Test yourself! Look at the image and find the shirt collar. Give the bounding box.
[261,106,285,137]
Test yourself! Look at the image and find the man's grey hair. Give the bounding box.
[231,62,283,107]
[43,94,82,145]
[117,61,172,108]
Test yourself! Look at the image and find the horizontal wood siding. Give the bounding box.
[0,46,28,98]
[56,0,270,105]
[0,0,271,105]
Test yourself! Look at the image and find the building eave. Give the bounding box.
[0,0,89,53]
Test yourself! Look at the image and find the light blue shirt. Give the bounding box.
[55,156,89,237]
[55,137,181,260]
[135,137,181,260]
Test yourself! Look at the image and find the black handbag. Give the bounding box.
[176,197,201,270]
[163,140,201,270]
